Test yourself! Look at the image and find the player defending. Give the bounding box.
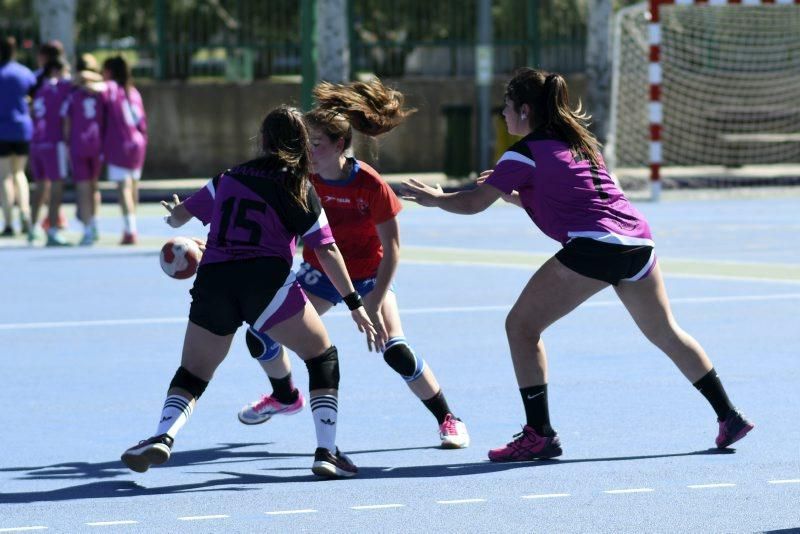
[121,106,384,478]
[402,67,753,461]
[238,79,470,449]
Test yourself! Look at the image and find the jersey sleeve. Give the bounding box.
[369,179,402,225]
[182,174,220,226]
[485,142,537,194]
[129,88,147,139]
[296,185,335,249]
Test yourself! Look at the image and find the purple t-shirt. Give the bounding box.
[30,78,71,145]
[64,85,106,157]
[0,60,36,141]
[486,131,653,247]
[183,158,335,267]
[103,81,147,169]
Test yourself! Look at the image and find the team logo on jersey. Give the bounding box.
[356,197,369,214]
[322,195,352,205]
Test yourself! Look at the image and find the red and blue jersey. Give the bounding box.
[486,130,653,247]
[302,159,402,280]
[183,158,334,267]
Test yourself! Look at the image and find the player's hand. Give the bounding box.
[191,238,207,253]
[350,307,383,353]
[476,169,493,185]
[362,293,388,352]
[401,178,444,207]
[161,194,183,228]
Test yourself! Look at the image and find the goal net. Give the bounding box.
[606,0,800,197]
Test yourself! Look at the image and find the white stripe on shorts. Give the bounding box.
[621,248,656,282]
[107,163,142,182]
[252,271,296,332]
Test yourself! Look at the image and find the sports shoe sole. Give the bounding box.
[121,443,171,473]
[237,404,304,425]
[311,460,357,478]
[488,445,563,463]
[440,437,470,449]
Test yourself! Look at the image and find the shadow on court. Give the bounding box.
[0,445,731,504]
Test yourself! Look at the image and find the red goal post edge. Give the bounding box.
[646,0,800,197]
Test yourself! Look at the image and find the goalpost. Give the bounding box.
[606,0,800,200]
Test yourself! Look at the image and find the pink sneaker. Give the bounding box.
[439,414,470,449]
[120,232,137,245]
[238,391,305,425]
[488,425,562,462]
[715,410,754,449]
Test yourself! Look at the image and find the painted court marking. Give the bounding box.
[264,510,317,516]
[177,515,229,521]
[2,293,799,331]
[522,493,571,499]
[687,483,736,489]
[85,521,139,527]
[0,528,48,533]
[436,498,487,505]
[768,479,800,485]
[604,488,655,494]
[351,504,405,510]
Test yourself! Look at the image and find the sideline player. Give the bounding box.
[403,67,753,461]
[238,79,470,449]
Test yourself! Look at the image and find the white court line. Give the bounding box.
[0,529,48,533]
[687,483,736,489]
[768,479,800,485]
[351,504,405,510]
[177,515,229,521]
[265,509,317,516]
[3,293,799,331]
[436,498,486,504]
[604,488,655,494]
[86,521,138,527]
[522,493,571,499]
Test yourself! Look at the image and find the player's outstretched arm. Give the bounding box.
[476,170,522,207]
[401,178,502,214]
[162,194,193,228]
[313,242,387,352]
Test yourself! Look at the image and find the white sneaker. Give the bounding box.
[439,414,470,449]
[238,391,305,425]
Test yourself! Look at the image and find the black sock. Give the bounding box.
[693,368,734,420]
[269,373,298,405]
[422,390,452,425]
[520,384,555,436]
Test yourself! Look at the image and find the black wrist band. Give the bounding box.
[343,291,363,311]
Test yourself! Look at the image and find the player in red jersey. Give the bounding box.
[238,79,470,448]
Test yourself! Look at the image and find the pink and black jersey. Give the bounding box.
[183,158,334,267]
[30,78,70,144]
[64,86,106,157]
[303,159,402,280]
[486,130,653,247]
[103,81,147,169]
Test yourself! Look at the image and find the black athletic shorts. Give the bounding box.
[189,256,305,336]
[555,237,656,286]
[0,140,30,157]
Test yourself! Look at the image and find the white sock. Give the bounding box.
[310,394,338,452]
[155,394,194,438]
[124,214,136,233]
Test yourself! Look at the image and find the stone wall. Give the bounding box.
[137,75,587,178]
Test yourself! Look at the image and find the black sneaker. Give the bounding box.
[1,226,14,237]
[311,447,358,478]
[121,434,174,473]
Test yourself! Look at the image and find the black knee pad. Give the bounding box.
[383,342,425,382]
[169,366,209,399]
[305,346,339,390]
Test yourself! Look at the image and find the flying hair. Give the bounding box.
[310,79,416,144]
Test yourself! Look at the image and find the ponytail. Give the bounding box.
[308,79,416,149]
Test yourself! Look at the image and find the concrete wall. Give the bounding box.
[138,75,588,178]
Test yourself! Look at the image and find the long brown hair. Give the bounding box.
[260,106,312,209]
[505,67,601,167]
[306,78,416,149]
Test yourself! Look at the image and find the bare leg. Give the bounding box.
[613,263,712,382]
[76,181,93,226]
[505,256,607,388]
[47,180,64,230]
[11,155,31,230]
[30,180,50,234]
[0,157,13,230]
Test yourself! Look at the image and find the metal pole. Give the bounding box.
[155,0,167,80]
[300,0,317,111]
[526,0,539,67]
[476,0,493,172]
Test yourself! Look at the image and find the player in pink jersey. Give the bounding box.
[63,54,106,246]
[29,58,71,246]
[102,56,147,245]
[238,80,470,449]
[121,107,384,478]
[403,68,753,460]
